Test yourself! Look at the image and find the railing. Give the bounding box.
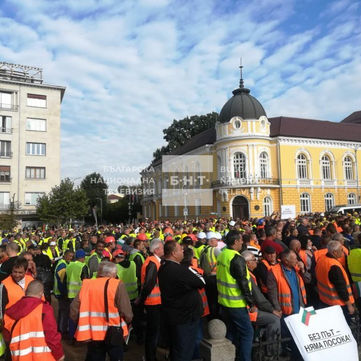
[0,176,11,183]
[0,103,18,111]
[0,128,12,134]
[212,177,279,188]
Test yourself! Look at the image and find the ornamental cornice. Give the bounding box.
[277,137,361,148]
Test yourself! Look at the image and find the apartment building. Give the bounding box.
[0,62,65,222]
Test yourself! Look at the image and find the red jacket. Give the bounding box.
[4,296,64,360]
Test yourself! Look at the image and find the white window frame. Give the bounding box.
[324,193,334,211]
[347,193,357,205]
[297,153,308,179]
[25,192,45,206]
[0,192,10,209]
[343,156,354,180]
[259,152,269,179]
[26,142,46,156]
[26,118,47,132]
[321,155,332,180]
[263,196,273,216]
[25,167,46,179]
[0,116,11,133]
[233,152,247,179]
[300,193,311,213]
[27,93,47,108]
[0,92,12,109]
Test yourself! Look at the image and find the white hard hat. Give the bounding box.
[229,221,236,227]
[215,232,222,240]
[206,231,217,240]
[198,232,206,239]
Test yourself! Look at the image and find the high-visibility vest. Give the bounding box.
[193,244,206,260]
[116,262,138,301]
[216,248,251,308]
[42,247,61,261]
[63,238,76,252]
[201,246,217,275]
[53,259,67,297]
[66,261,86,299]
[270,263,306,315]
[314,247,348,269]
[129,251,145,264]
[248,272,259,322]
[141,256,161,305]
[75,277,128,341]
[298,250,308,266]
[316,256,354,306]
[191,266,209,317]
[337,246,349,270]
[348,248,361,282]
[314,248,328,263]
[2,274,34,309]
[5,303,55,361]
[259,259,274,294]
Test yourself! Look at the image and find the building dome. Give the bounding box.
[218,78,266,123]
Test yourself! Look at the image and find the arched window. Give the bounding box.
[348,193,357,205]
[324,193,334,211]
[234,152,247,179]
[259,152,269,179]
[321,155,331,180]
[344,156,354,180]
[263,197,272,216]
[300,193,311,213]
[297,153,308,179]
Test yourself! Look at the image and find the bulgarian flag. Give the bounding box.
[301,308,316,326]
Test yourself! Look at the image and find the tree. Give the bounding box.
[153,112,218,159]
[36,178,89,225]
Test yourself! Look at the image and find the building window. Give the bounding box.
[348,193,357,205]
[300,193,311,213]
[26,118,46,132]
[297,153,308,179]
[324,193,334,211]
[0,166,10,182]
[234,152,247,179]
[321,155,331,180]
[27,93,46,108]
[0,141,11,157]
[26,142,46,156]
[263,196,272,216]
[25,192,44,206]
[25,167,45,179]
[259,152,269,179]
[0,91,12,109]
[0,116,11,133]
[0,192,10,209]
[344,156,354,180]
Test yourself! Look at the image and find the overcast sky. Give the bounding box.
[0,0,360,190]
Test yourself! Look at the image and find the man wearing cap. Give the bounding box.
[253,246,278,297]
[194,232,207,260]
[66,250,89,339]
[43,239,62,263]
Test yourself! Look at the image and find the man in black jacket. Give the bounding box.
[158,241,205,361]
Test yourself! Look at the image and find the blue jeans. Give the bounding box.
[169,319,199,361]
[221,306,253,361]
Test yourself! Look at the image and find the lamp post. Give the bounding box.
[355,145,360,203]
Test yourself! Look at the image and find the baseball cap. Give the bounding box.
[105,236,115,244]
[206,231,217,239]
[113,249,125,258]
[75,249,85,259]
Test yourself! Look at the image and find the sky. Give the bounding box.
[0,0,360,191]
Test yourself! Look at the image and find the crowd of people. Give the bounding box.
[0,211,360,361]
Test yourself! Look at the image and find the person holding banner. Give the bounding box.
[315,240,355,323]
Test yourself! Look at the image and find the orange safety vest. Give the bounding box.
[271,263,307,315]
[191,266,209,317]
[2,275,34,309]
[298,250,308,266]
[315,256,354,306]
[314,247,349,269]
[75,277,128,341]
[260,259,273,294]
[249,272,258,322]
[5,303,55,361]
[141,256,161,305]
[314,248,328,263]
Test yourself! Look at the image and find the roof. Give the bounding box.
[341,111,361,124]
[269,116,361,142]
[218,86,266,123]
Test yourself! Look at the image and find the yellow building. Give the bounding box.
[141,74,361,220]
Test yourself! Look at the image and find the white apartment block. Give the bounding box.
[0,62,65,222]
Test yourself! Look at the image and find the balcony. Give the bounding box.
[0,152,12,158]
[212,177,279,188]
[0,128,12,134]
[0,176,11,183]
[0,104,18,112]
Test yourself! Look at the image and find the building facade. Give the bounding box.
[0,62,65,222]
[142,74,361,220]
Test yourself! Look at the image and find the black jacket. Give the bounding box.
[229,252,255,307]
[158,260,204,325]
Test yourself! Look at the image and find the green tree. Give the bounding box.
[36,178,89,225]
[153,112,218,159]
[80,172,108,207]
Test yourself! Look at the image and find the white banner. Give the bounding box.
[285,306,358,361]
[281,205,296,220]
